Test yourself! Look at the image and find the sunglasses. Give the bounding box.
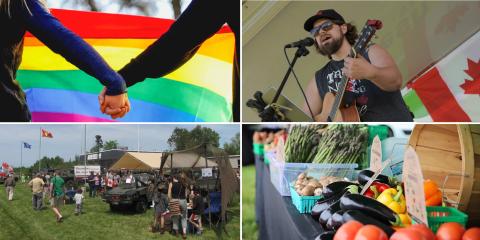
[310,20,335,37]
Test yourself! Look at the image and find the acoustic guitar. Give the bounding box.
[315,20,383,122]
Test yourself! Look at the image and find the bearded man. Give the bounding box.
[302,9,413,122]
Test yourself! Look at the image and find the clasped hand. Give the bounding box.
[98,87,131,119]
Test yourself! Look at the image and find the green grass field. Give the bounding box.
[0,183,239,240]
[242,165,257,240]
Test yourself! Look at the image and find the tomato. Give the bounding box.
[463,228,480,240]
[409,224,436,240]
[436,222,465,240]
[391,228,426,240]
[334,221,363,240]
[353,225,388,240]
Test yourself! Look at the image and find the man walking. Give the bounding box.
[28,173,45,210]
[4,174,16,201]
[50,171,66,222]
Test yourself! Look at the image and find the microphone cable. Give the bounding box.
[283,47,315,121]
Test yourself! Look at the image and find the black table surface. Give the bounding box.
[255,155,323,240]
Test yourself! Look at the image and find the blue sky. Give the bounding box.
[0,124,239,168]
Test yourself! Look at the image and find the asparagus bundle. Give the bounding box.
[312,124,369,166]
[284,125,325,163]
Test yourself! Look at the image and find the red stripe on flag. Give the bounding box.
[411,68,471,121]
[24,9,232,39]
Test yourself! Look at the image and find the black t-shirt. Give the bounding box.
[171,182,186,199]
[315,47,413,122]
[192,195,205,215]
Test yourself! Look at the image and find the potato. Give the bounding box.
[300,185,315,196]
[298,172,306,180]
[314,188,323,196]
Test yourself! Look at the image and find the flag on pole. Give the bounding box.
[23,142,32,149]
[403,30,480,121]
[41,129,53,138]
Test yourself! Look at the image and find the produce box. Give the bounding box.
[289,183,321,214]
[269,156,357,196]
[425,206,468,233]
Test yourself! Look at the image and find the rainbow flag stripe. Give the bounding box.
[18,9,234,122]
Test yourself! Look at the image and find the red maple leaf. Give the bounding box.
[460,58,480,94]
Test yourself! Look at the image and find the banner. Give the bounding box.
[18,9,234,122]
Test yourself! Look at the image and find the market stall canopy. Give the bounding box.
[109,151,217,171]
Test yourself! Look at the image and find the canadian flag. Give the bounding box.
[41,129,53,138]
[404,30,480,122]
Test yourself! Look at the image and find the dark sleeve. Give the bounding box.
[118,0,227,87]
[16,0,126,95]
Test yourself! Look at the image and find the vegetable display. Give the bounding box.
[312,125,369,166]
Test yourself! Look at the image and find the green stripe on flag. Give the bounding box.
[403,89,429,119]
[17,70,232,122]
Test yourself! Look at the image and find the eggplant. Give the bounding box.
[319,200,340,226]
[323,181,359,199]
[326,210,345,230]
[339,194,397,224]
[311,190,345,221]
[357,169,390,186]
[342,210,395,237]
[315,231,335,240]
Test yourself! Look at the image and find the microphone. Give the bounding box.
[284,37,314,48]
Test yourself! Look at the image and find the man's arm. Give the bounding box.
[343,45,402,92]
[303,77,323,117]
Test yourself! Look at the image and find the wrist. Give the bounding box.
[366,64,378,80]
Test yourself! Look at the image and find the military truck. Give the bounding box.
[103,173,153,213]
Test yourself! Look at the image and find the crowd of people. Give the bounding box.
[2,169,208,239]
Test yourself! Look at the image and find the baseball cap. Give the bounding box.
[304,9,345,32]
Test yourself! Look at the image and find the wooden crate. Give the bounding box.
[409,124,480,226]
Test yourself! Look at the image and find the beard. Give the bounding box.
[317,34,344,56]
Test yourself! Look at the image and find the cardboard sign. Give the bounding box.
[370,135,382,172]
[403,146,428,225]
[202,168,213,177]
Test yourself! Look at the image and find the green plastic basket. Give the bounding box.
[368,125,390,144]
[289,184,321,214]
[426,206,468,233]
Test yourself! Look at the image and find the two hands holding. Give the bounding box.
[98,87,131,119]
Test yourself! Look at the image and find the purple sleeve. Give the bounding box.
[17,0,126,95]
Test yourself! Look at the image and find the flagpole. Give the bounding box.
[84,125,87,180]
[38,127,42,172]
[137,124,140,152]
[20,142,23,178]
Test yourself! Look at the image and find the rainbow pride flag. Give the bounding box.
[17,9,234,122]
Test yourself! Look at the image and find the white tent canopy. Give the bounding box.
[109,151,218,171]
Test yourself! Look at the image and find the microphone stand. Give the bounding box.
[260,45,310,122]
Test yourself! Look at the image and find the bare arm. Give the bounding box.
[303,77,323,117]
[366,45,403,91]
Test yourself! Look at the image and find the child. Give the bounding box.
[154,185,170,234]
[74,188,84,215]
[188,187,204,235]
